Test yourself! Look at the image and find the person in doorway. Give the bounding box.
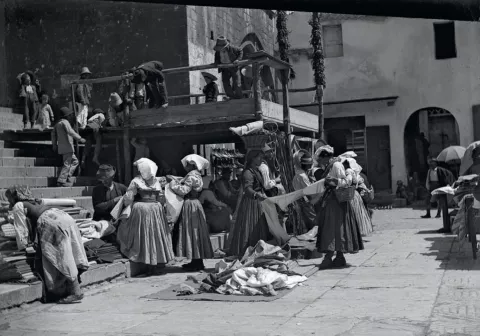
[170,154,214,271]
[37,93,54,130]
[81,108,106,168]
[201,72,219,103]
[75,67,92,130]
[314,145,365,270]
[213,36,243,99]
[422,158,455,224]
[130,61,168,109]
[51,107,86,187]
[116,158,174,275]
[131,137,150,162]
[6,186,89,304]
[199,175,232,234]
[19,73,39,129]
[214,168,239,211]
[92,165,127,221]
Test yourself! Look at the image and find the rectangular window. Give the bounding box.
[322,24,344,58]
[433,22,457,60]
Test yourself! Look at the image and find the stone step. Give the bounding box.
[0,149,20,157]
[73,196,93,211]
[0,176,97,189]
[0,186,95,199]
[0,157,59,167]
[0,166,58,178]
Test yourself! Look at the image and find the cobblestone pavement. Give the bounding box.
[1,208,480,336]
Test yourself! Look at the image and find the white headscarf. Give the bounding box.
[181,154,210,171]
[134,158,158,180]
[314,145,334,158]
[340,156,362,174]
[339,151,357,159]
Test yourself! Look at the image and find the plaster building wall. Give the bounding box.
[284,12,480,190]
[187,6,275,100]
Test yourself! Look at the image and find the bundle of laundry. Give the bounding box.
[76,219,115,244]
[83,238,123,263]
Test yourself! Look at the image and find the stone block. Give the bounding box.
[0,283,43,310]
[125,261,149,278]
[0,148,19,157]
[79,260,128,287]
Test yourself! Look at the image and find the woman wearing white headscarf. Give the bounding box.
[170,154,213,271]
[116,158,174,274]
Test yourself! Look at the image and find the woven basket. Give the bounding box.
[334,186,356,203]
[361,186,375,204]
[241,134,270,150]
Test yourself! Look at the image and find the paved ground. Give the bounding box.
[1,208,480,336]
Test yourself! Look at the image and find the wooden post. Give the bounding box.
[281,69,291,136]
[123,104,132,183]
[70,84,81,176]
[116,139,123,184]
[252,63,262,120]
[316,85,325,140]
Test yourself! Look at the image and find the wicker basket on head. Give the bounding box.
[241,134,270,150]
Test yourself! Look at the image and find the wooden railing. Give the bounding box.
[70,52,297,183]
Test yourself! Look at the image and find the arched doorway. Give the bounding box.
[404,107,460,182]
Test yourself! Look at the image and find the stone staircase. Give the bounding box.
[0,139,96,211]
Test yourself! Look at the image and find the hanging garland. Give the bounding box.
[309,12,326,87]
[276,10,296,80]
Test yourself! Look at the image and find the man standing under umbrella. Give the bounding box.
[422,158,455,231]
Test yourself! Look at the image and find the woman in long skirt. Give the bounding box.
[170,154,213,272]
[228,149,271,257]
[314,146,365,269]
[6,186,89,304]
[117,158,174,274]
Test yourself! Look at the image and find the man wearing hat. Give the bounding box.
[201,72,219,103]
[130,61,168,109]
[75,66,93,130]
[213,36,243,99]
[92,165,127,221]
[422,157,455,227]
[51,106,87,187]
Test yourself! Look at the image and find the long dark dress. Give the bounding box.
[229,167,271,257]
[199,189,231,234]
[316,161,364,253]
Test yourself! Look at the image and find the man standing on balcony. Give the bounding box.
[130,61,168,109]
[213,36,243,99]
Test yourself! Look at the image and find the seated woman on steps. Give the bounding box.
[6,185,89,304]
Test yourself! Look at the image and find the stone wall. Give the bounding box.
[3,0,190,110]
[187,6,275,99]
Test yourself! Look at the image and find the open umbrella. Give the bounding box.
[437,146,466,163]
[460,141,480,176]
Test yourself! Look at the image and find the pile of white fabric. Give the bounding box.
[76,219,115,244]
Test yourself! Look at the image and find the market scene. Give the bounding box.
[1,0,480,335]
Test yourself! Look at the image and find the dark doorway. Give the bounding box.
[366,126,392,191]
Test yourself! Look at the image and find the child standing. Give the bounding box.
[51,107,86,187]
[37,94,54,130]
[19,74,39,129]
[201,72,219,103]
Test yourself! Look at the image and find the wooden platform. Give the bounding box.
[1,99,317,144]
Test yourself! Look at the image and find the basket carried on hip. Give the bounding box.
[360,185,375,204]
[334,180,359,203]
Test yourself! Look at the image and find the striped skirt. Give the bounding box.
[316,189,364,253]
[351,191,374,236]
[175,199,214,260]
[117,202,174,265]
[228,195,270,257]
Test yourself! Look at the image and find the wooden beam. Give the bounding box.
[110,0,480,21]
[252,63,262,119]
[123,104,132,184]
[291,95,399,108]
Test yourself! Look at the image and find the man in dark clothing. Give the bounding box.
[213,36,243,99]
[422,158,455,229]
[92,165,127,221]
[130,61,168,109]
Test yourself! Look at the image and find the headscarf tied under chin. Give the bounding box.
[181,154,210,171]
[134,158,158,180]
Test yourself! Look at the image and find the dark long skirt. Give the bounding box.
[316,189,364,253]
[229,196,271,257]
[175,199,214,259]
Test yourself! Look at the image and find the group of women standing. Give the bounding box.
[117,155,213,273]
[227,142,374,270]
